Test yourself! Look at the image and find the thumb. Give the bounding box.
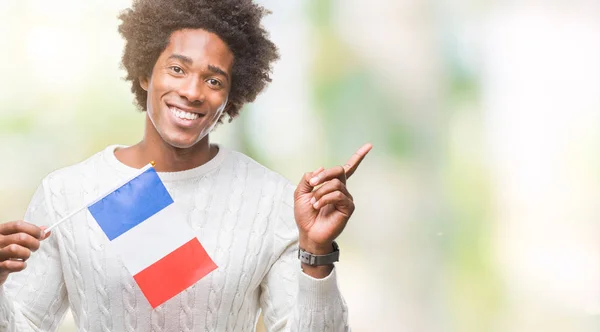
[39,226,51,240]
[295,167,324,197]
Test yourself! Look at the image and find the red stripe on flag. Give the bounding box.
[133,238,217,308]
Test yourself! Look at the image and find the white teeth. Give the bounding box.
[170,107,199,120]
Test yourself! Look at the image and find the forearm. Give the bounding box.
[0,286,37,332]
[0,287,16,331]
[0,182,70,332]
[261,245,349,331]
[282,267,350,332]
[1,257,69,332]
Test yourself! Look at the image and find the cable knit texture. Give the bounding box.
[0,145,349,331]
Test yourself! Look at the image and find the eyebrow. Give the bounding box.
[167,54,230,81]
[207,64,229,81]
[168,54,193,65]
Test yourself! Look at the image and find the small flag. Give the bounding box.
[87,166,217,308]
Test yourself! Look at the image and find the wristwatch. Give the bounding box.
[298,241,340,266]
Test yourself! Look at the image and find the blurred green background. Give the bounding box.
[1,0,600,331]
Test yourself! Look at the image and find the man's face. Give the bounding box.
[140,29,234,149]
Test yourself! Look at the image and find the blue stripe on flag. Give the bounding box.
[88,168,173,241]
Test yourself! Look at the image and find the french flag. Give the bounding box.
[87,165,217,308]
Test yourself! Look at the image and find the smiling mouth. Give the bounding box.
[168,106,203,120]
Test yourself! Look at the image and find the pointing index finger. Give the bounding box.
[343,143,372,179]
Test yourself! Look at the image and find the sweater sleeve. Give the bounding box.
[259,183,350,332]
[0,179,70,332]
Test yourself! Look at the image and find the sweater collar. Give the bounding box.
[102,144,229,182]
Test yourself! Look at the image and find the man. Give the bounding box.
[0,0,371,331]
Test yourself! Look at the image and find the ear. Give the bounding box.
[139,77,149,91]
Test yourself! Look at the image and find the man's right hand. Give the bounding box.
[0,221,51,286]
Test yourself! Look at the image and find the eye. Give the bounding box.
[207,78,222,88]
[169,66,184,74]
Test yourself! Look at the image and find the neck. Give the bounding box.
[137,137,216,173]
[115,116,217,172]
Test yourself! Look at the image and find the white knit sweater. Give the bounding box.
[0,145,349,332]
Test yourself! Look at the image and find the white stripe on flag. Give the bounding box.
[109,201,195,275]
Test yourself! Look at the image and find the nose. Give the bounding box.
[177,76,205,104]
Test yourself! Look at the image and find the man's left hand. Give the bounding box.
[294,143,372,276]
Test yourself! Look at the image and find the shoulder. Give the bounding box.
[41,145,118,193]
[227,149,294,187]
[225,149,296,204]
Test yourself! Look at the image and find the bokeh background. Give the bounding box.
[1,0,600,331]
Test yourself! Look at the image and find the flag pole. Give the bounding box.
[43,162,156,234]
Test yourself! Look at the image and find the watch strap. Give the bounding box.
[298,241,339,266]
